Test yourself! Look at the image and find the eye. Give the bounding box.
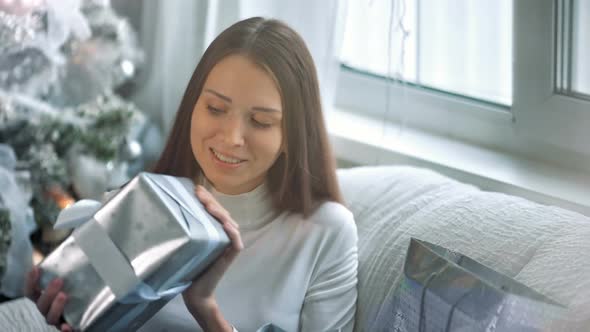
[207,105,224,115]
[251,117,272,129]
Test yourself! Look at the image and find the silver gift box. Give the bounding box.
[39,172,230,331]
[373,238,566,331]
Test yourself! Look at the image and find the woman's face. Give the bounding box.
[190,54,283,195]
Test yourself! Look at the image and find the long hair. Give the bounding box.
[152,17,342,217]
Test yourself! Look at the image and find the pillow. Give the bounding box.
[371,238,566,331]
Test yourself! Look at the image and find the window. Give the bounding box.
[335,0,590,169]
[555,0,590,99]
[340,0,513,106]
[513,0,590,157]
[572,0,590,96]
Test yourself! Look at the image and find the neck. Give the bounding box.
[199,176,279,230]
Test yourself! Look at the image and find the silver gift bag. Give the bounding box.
[39,172,230,331]
[372,238,566,332]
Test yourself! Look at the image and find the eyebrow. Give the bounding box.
[203,88,281,113]
[204,89,231,102]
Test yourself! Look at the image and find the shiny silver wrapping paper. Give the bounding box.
[39,172,230,331]
[373,238,566,331]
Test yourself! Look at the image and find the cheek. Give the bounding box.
[191,109,214,141]
[252,129,283,162]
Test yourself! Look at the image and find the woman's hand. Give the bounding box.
[182,185,243,331]
[24,266,73,332]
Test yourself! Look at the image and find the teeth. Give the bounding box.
[212,149,242,164]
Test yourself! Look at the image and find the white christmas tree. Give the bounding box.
[0,0,155,298]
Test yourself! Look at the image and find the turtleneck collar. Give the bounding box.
[199,177,279,230]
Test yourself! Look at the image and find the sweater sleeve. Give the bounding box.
[300,206,359,332]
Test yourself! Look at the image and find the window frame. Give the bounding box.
[333,0,590,171]
[512,0,590,156]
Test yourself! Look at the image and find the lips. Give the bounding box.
[210,148,246,164]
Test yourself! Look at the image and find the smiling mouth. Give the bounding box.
[210,148,246,164]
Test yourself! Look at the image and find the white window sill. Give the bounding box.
[327,108,590,217]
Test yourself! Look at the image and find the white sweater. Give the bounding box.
[139,183,358,332]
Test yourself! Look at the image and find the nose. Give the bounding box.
[221,113,245,147]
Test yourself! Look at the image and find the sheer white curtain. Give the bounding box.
[236,0,347,113]
[114,0,209,138]
[340,0,513,106]
[114,0,345,138]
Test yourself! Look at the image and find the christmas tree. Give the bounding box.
[0,0,156,298]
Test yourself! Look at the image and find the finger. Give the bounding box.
[194,187,239,229]
[194,185,213,203]
[46,292,67,326]
[195,187,228,215]
[212,208,239,229]
[207,224,243,274]
[223,222,244,253]
[194,187,221,213]
[206,204,232,225]
[194,184,205,194]
[209,249,238,279]
[61,323,73,332]
[207,243,242,279]
[224,214,239,229]
[37,278,63,316]
[231,219,239,228]
[24,267,40,300]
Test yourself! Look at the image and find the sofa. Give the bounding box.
[338,166,590,331]
[1,165,589,331]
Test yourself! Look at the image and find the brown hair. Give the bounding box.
[152,17,342,217]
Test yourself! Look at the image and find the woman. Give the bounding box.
[25,17,358,332]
